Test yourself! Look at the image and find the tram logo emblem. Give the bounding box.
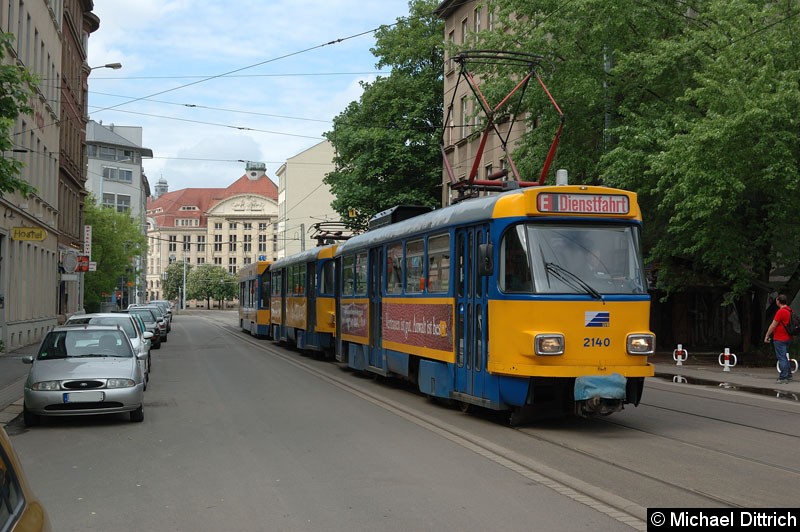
[585,311,610,327]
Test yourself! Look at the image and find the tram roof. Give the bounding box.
[336,190,508,255]
[335,184,640,255]
[271,243,337,269]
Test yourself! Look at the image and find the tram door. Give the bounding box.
[454,226,489,399]
[368,247,385,370]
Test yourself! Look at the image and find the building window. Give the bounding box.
[214,222,222,230]
[213,257,222,265]
[229,235,237,252]
[197,236,206,252]
[213,234,223,252]
[474,7,481,32]
[168,236,177,252]
[259,223,268,232]
[183,235,190,252]
[102,166,133,182]
[243,223,252,230]
[115,195,130,213]
[259,235,267,252]
[229,222,237,230]
[461,18,468,43]
[243,234,252,252]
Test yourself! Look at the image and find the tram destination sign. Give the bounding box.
[536,192,630,215]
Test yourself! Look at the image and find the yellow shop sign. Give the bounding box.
[12,226,47,241]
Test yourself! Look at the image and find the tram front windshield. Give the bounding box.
[500,223,647,296]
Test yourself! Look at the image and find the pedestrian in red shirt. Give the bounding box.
[764,294,792,383]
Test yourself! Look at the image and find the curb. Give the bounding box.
[0,398,22,427]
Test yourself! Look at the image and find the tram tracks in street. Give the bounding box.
[205,316,648,531]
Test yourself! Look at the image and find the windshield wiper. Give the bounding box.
[545,262,603,300]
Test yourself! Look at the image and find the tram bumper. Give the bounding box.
[573,373,628,417]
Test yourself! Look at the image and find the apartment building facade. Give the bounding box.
[275,140,338,258]
[0,0,99,349]
[435,0,527,206]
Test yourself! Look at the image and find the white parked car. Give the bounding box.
[65,313,153,387]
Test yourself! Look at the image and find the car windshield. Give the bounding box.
[67,316,136,338]
[37,330,133,359]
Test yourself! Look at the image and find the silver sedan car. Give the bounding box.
[22,325,147,426]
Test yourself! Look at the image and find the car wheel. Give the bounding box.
[162,334,168,343]
[153,337,161,349]
[23,405,40,427]
[130,404,144,422]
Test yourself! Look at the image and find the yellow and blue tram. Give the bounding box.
[269,244,338,355]
[334,184,654,419]
[238,261,272,338]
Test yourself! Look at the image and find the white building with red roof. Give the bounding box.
[145,163,279,303]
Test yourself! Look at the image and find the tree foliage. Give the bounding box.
[162,260,192,303]
[83,197,147,311]
[323,0,444,230]
[186,263,236,308]
[477,1,800,312]
[0,33,38,198]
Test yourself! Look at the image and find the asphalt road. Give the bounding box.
[4,311,799,531]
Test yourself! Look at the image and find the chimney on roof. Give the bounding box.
[245,161,266,181]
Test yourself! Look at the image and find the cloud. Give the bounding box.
[88,0,410,191]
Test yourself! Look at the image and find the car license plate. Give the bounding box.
[62,391,104,403]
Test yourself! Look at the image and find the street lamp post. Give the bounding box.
[90,62,122,71]
[182,258,186,311]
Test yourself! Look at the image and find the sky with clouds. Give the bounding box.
[87,0,414,191]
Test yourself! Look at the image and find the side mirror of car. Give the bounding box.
[22,356,33,364]
[142,331,153,340]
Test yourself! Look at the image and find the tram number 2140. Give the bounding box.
[584,337,611,348]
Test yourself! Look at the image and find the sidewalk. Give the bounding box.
[0,343,37,426]
[648,352,800,399]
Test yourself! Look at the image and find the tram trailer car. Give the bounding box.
[238,261,272,338]
[269,244,338,356]
[334,184,654,421]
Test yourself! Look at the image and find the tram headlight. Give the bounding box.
[627,334,655,355]
[535,334,564,355]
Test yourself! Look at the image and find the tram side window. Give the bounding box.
[354,252,368,296]
[319,260,334,296]
[386,243,403,294]
[271,271,282,296]
[342,255,355,296]
[500,226,533,293]
[288,264,305,295]
[427,233,450,293]
[405,239,424,293]
[260,271,270,307]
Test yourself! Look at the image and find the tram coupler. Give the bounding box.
[672,344,688,366]
[718,348,737,372]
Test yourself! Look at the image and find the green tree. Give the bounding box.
[186,263,236,309]
[0,33,38,197]
[479,0,800,350]
[83,197,147,312]
[323,0,444,230]
[162,260,192,303]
